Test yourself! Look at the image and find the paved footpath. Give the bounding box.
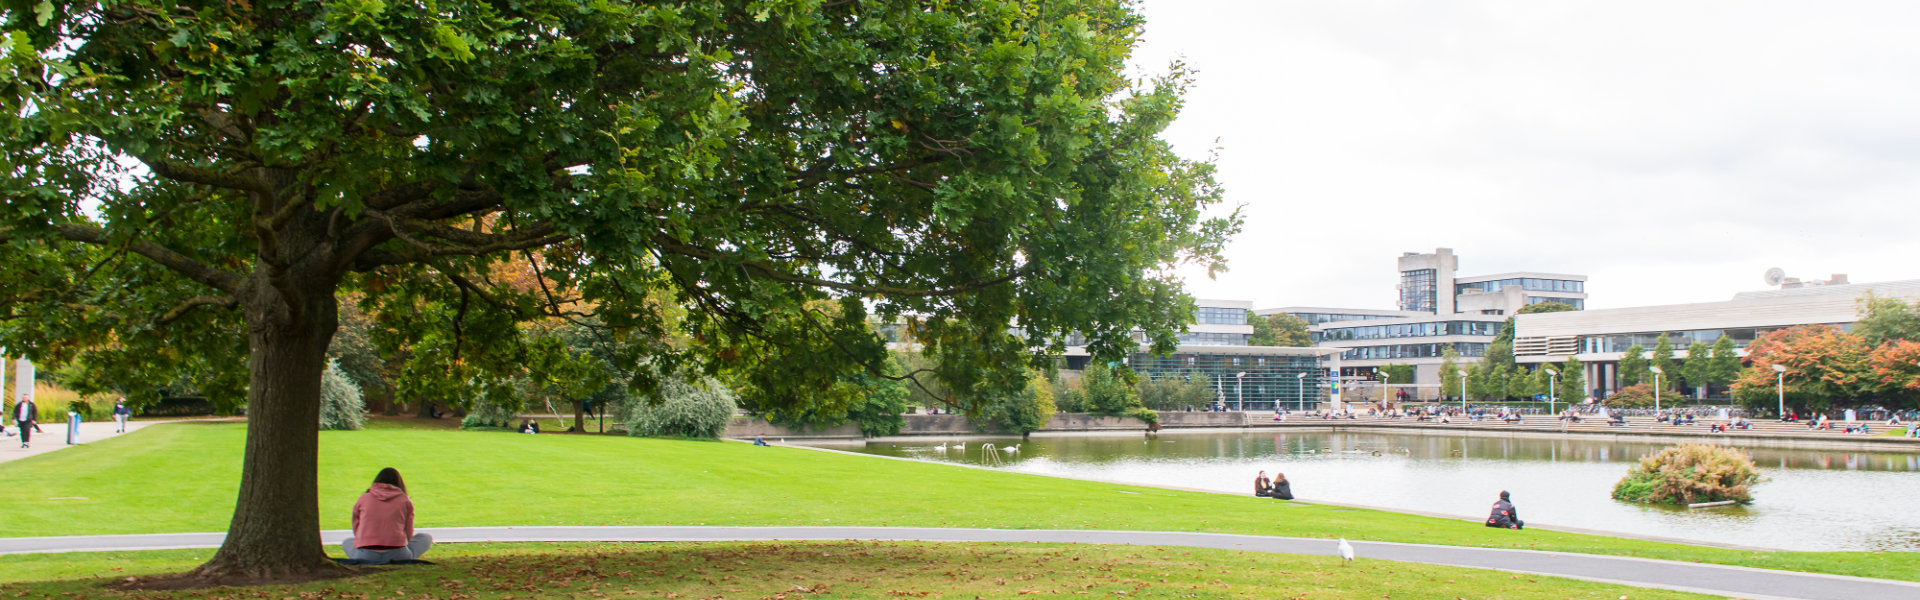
[0,419,165,464]
[6,526,1919,600]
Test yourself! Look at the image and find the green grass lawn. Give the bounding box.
[0,541,1723,600]
[1,422,1914,583]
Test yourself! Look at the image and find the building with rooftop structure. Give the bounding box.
[1258,248,1588,397]
[1513,276,1920,397]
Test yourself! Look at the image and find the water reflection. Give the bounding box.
[821,431,1920,552]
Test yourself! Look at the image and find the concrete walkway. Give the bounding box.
[0,419,165,464]
[6,526,1919,600]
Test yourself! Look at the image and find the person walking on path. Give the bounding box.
[341,467,433,564]
[1485,490,1523,529]
[111,398,130,433]
[13,394,36,448]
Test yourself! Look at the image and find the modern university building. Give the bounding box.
[1063,299,1340,411]
[1258,248,1588,398]
[1512,276,1920,397]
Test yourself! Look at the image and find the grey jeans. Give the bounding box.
[341,533,433,563]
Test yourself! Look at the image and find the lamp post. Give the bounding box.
[1235,371,1246,412]
[1295,372,1307,412]
[1379,370,1391,407]
[1771,363,1787,418]
[1649,366,1663,414]
[1458,368,1468,414]
[1544,368,1558,415]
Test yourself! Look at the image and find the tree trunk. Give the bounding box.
[191,275,346,580]
[573,399,586,433]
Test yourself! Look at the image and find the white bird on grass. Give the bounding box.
[1337,538,1355,563]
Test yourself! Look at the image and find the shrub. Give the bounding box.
[66,399,94,419]
[978,372,1057,435]
[1605,384,1657,408]
[628,374,737,439]
[461,398,520,430]
[1611,444,1761,505]
[318,359,366,431]
[1124,406,1158,425]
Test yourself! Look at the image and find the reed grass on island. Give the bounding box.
[0,422,1914,583]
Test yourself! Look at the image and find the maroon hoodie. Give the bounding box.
[351,483,414,549]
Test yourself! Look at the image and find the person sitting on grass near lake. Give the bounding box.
[1485,490,1523,529]
[342,467,433,564]
[1253,470,1271,497]
[1268,472,1293,500]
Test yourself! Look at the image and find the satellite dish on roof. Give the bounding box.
[1764,267,1786,287]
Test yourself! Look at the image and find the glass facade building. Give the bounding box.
[1337,342,1487,361]
[1127,351,1328,411]
[1577,324,1847,354]
[1399,268,1437,312]
[1525,296,1584,310]
[1456,278,1585,295]
[1288,312,1398,326]
[1195,306,1249,325]
[1312,320,1503,342]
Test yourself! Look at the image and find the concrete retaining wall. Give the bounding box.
[725,417,862,440]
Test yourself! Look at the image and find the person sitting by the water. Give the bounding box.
[342,467,433,564]
[1268,472,1294,500]
[753,434,769,446]
[1484,490,1523,530]
[1253,470,1271,497]
[1608,413,1627,426]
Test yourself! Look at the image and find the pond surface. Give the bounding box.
[811,430,1920,551]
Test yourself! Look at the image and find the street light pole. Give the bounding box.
[1458,368,1468,414]
[1236,371,1246,412]
[1379,370,1391,407]
[1294,372,1307,413]
[1772,363,1787,418]
[1544,368,1558,415]
[1649,366,1663,414]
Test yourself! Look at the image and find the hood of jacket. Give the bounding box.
[365,483,406,502]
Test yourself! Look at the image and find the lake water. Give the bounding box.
[811,430,1920,552]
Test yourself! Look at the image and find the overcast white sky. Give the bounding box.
[1130,0,1920,310]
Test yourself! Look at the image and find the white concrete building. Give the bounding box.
[1513,279,1920,396]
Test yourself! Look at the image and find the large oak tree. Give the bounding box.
[0,0,1232,580]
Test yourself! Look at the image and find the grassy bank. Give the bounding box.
[0,422,1914,582]
[0,541,1721,599]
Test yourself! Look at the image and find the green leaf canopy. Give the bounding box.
[0,0,1233,577]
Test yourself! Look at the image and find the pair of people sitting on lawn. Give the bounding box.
[1253,470,1294,500]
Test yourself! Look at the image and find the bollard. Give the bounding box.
[67,411,80,445]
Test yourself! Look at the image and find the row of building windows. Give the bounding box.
[1176,332,1251,346]
[1194,306,1250,325]
[1287,312,1394,325]
[1399,269,1438,312]
[1456,278,1584,295]
[1313,320,1504,342]
[1577,325,1850,354]
[1338,342,1488,361]
[1525,297,1585,310]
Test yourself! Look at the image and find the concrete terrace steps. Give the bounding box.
[1238,412,1920,445]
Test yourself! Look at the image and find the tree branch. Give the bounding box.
[651,234,1021,297]
[49,224,243,293]
[156,295,238,325]
[138,157,272,196]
